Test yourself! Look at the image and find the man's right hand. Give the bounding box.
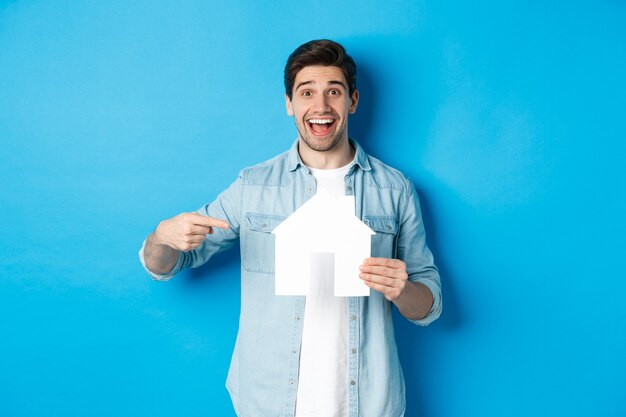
[153,212,230,252]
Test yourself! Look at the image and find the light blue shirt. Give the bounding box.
[139,139,442,417]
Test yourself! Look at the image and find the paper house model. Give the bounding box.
[272,188,375,297]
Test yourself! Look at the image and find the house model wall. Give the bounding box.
[272,188,375,296]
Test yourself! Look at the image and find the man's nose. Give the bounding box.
[313,94,331,113]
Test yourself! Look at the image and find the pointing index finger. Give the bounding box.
[190,213,230,229]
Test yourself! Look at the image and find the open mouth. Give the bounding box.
[307,117,336,137]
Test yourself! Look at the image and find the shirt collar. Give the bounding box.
[286,138,372,172]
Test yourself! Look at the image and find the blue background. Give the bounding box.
[1,1,625,416]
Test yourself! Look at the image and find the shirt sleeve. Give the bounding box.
[138,176,242,280]
[396,179,442,326]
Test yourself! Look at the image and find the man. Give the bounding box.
[140,39,441,417]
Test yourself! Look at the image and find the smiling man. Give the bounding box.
[139,39,442,417]
[287,65,357,158]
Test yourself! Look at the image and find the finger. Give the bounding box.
[178,235,207,251]
[187,224,214,235]
[189,213,230,229]
[360,264,408,280]
[188,235,207,244]
[359,272,397,288]
[363,257,404,269]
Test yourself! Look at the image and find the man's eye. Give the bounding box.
[328,89,341,96]
[302,91,311,97]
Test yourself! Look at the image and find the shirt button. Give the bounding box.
[351,315,357,321]
[295,316,300,321]
[350,380,356,386]
[351,348,357,354]
[346,186,352,191]
[290,379,294,385]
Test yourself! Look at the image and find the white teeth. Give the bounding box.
[308,118,334,124]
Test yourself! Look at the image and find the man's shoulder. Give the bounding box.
[238,150,291,186]
[365,153,413,191]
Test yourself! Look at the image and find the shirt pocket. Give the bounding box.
[364,215,399,259]
[242,212,286,274]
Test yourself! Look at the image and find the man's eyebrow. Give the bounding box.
[328,80,348,89]
[295,80,348,91]
[295,80,314,91]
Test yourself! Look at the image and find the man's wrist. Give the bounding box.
[151,221,169,247]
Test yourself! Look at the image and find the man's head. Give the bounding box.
[284,40,359,160]
[284,39,357,101]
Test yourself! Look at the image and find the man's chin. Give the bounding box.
[301,133,344,153]
[303,140,335,152]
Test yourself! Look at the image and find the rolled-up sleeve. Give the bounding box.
[138,176,242,280]
[397,179,442,326]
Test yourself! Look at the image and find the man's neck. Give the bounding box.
[298,137,355,169]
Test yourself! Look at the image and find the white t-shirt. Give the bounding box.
[295,162,353,417]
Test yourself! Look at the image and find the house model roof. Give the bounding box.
[272,188,374,237]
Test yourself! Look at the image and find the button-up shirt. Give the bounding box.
[139,139,442,417]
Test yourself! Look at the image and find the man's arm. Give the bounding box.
[359,257,434,321]
[360,179,441,324]
[143,212,230,275]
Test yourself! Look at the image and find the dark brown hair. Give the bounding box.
[284,39,357,100]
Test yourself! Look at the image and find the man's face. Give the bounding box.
[286,65,359,153]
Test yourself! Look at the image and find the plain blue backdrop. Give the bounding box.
[1,1,625,416]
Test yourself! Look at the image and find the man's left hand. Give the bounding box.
[359,257,409,302]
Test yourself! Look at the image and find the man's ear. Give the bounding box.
[349,89,359,114]
[285,94,294,116]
